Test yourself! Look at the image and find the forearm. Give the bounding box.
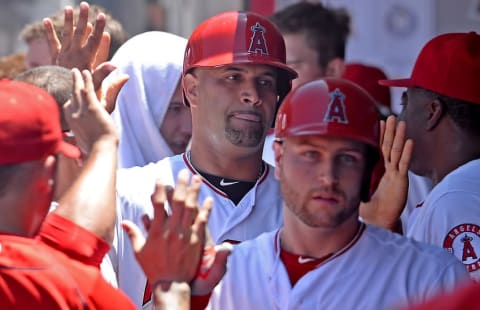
[55,137,118,244]
[153,282,191,310]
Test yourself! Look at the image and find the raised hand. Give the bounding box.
[360,115,413,232]
[122,170,217,286]
[44,1,110,71]
[64,68,126,155]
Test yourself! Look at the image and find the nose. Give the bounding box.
[316,159,339,187]
[240,80,261,106]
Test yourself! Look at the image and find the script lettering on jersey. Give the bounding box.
[444,223,480,272]
[324,88,349,124]
[248,22,269,55]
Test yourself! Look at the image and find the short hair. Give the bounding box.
[419,88,480,136]
[270,2,350,69]
[20,4,128,60]
[0,52,27,79]
[15,65,72,131]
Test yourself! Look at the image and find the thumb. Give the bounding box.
[121,220,146,253]
[208,243,233,278]
[103,74,129,114]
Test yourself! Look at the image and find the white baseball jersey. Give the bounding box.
[112,153,284,309]
[406,159,480,281]
[207,224,469,310]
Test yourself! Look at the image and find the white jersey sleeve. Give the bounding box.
[406,159,480,281]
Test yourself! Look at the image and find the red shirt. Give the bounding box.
[0,213,136,309]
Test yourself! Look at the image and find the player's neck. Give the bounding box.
[280,213,362,259]
[188,143,264,181]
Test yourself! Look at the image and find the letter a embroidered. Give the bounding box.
[324,88,349,124]
[248,22,269,55]
[461,234,478,262]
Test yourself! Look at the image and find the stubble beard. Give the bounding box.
[280,176,355,229]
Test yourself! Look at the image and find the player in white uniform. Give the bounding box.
[379,32,480,281]
[112,11,297,308]
[191,78,469,309]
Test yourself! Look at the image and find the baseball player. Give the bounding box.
[378,32,480,280]
[0,72,138,308]
[190,78,469,309]
[112,10,297,308]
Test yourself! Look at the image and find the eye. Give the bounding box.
[337,154,360,165]
[302,150,319,161]
[225,74,239,81]
[167,103,184,114]
[258,78,275,88]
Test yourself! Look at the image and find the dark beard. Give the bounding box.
[225,125,264,147]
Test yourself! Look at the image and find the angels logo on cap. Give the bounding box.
[443,223,480,272]
[324,88,349,124]
[248,22,269,56]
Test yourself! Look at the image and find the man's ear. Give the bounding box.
[426,98,445,131]
[325,58,345,78]
[183,73,199,107]
[273,141,283,180]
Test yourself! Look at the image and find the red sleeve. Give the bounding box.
[190,293,212,310]
[36,213,110,268]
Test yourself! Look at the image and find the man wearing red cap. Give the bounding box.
[379,32,480,281]
[190,78,468,309]
[0,73,138,308]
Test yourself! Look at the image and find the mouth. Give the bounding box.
[230,111,262,123]
[311,192,341,205]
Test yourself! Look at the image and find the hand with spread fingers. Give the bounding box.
[360,115,413,232]
[122,169,216,287]
[65,68,127,155]
[44,1,110,72]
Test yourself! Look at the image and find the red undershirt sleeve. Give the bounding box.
[36,213,110,268]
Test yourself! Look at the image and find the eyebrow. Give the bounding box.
[219,66,277,77]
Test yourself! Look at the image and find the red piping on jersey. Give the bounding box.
[274,222,366,268]
[182,152,270,197]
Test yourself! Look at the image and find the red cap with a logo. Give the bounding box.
[379,32,480,104]
[0,79,80,165]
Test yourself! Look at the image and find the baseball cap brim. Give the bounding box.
[378,78,416,88]
[57,141,82,159]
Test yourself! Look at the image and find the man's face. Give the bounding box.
[25,38,52,68]
[398,88,430,176]
[284,33,324,89]
[187,64,278,151]
[160,83,192,154]
[275,135,367,228]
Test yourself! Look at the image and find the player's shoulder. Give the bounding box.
[364,225,463,267]
[0,235,52,268]
[228,230,278,263]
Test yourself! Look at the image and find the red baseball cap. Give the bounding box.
[0,79,80,165]
[379,32,480,104]
[343,63,391,109]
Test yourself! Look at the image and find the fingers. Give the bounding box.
[72,2,90,47]
[43,18,61,63]
[169,170,189,229]
[389,120,407,167]
[181,175,202,228]
[150,180,168,231]
[121,220,146,253]
[61,6,74,50]
[70,68,84,113]
[85,14,106,60]
[93,32,111,69]
[381,115,396,163]
[398,139,414,175]
[192,197,213,246]
[102,72,129,114]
